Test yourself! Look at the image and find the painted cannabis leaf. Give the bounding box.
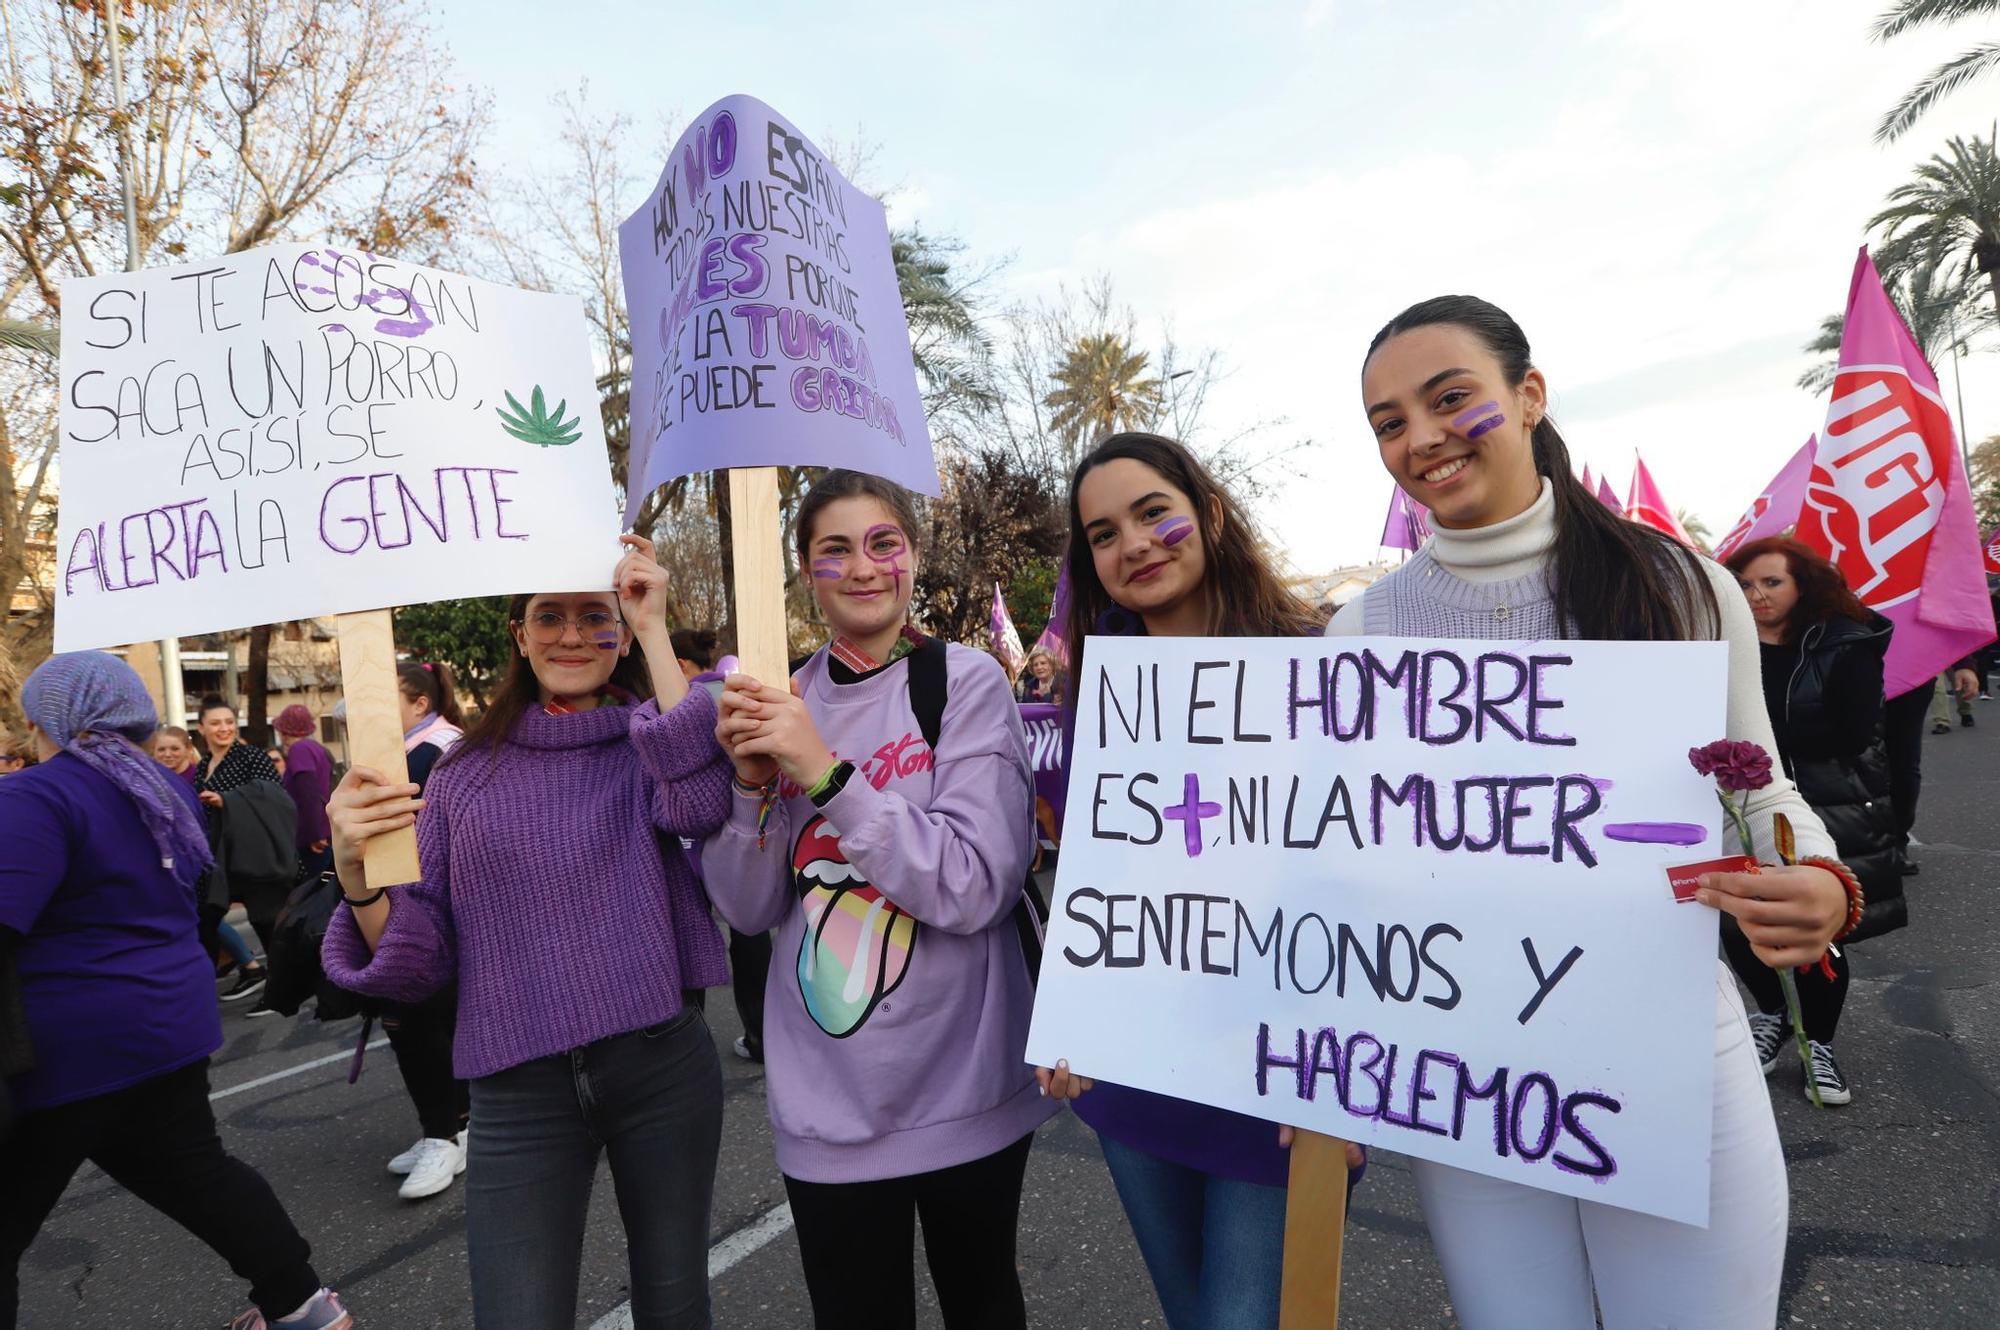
[496,385,582,447]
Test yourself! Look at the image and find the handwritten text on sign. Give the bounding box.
[617,93,937,521]
[54,243,619,652]
[1024,636,1728,1226]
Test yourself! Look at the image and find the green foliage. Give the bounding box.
[1007,558,1062,644]
[497,385,583,447]
[1872,0,2000,142]
[394,595,514,706]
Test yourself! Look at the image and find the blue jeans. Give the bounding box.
[464,1006,722,1329]
[1099,1135,1287,1330]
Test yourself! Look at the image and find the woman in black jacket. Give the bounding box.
[1727,536,1901,1108]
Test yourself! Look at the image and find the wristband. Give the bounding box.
[342,886,388,908]
[808,760,855,809]
[1799,856,1864,979]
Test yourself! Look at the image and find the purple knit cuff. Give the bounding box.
[628,686,720,781]
[320,898,450,1007]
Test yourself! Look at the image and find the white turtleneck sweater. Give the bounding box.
[1329,481,1836,863]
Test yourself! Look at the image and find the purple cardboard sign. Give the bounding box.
[617,95,938,521]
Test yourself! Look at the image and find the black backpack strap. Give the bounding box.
[906,637,950,753]
[903,638,1047,986]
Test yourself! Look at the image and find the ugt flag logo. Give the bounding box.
[1799,366,1952,608]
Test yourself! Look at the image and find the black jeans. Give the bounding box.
[784,1132,1035,1330]
[1723,918,1852,1043]
[1883,681,1935,848]
[464,1007,722,1330]
[381,987,469,1141]
[0,1058,320,1328]
[728,927,770,1050]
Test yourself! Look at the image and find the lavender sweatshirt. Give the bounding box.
[322,690,732,1079]
[704,644,1057,1183]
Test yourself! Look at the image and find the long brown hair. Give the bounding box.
[1366,296,1718,642]
[445,593,654,763]
[1723,536,1871,644]
[1063,433,1319,686]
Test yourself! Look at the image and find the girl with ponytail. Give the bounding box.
[1341,296,1855,1328]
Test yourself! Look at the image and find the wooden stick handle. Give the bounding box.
[1279,1129,1348,1329]
[334,608,420,890]
[727,466,790,684]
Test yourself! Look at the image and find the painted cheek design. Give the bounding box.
[861,524,909,588]
[1156,516,1196,547]
[591,628,621,651]
[1451,399,1506,440]
[811,558,845,580]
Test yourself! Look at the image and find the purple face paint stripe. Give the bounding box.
[1156,516,1196,547]
[1602,822,1708,846]
[811,558,844,580]
[1450,399,1500,430]
[1465,414,1506,441]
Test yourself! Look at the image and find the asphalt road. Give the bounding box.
[16,716,2000,1328]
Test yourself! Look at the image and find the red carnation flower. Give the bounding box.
[1688,739,1773,793]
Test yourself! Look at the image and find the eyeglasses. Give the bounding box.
[515,609,623,645]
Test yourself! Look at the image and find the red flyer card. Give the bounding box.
[1665,854,1760,903]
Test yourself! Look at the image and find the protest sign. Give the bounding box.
[1025,635,1729,1226]
[54,242,620,653]
[618,94,937,523]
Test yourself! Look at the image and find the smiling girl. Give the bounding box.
[321,535,732,1330]
[704,469,1052,1330]
[1340,296,1858,1329]
[1036,433,1362,1330]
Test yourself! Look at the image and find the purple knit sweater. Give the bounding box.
[322,689,731,1079]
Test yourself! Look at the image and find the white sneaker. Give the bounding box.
[387,1138,426,1175]
[397,1136,466,1200]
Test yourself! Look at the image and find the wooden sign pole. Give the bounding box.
[334,608,421,889]
[727,467,790,683]
[1279,1129,1349,1329]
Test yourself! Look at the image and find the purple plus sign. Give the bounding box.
[1163,772,1223,858]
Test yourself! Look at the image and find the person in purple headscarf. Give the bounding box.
[0,653,354,1330]
[273,703,334,878]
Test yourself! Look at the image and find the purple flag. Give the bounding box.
[989,583,1026,674]
[1713,438,1816,561]
[1596,473,1621,510]
[1034,562,1071,667]
[1379,486,1431,551]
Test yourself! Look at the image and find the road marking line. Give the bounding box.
[209,1039,391,1101]
[588,1203,795,1330]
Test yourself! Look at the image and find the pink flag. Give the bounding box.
[1380,485,1431,551]
[1581,463,1598,495]
[1625,454,1692,544]
[1033,562,1071,668]
[1713,438,1817,561]
[1797,247,1996,698]
[989,583,1026,674]
[1596,473,1621,510]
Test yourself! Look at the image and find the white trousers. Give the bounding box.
[1410,963,1787,1330]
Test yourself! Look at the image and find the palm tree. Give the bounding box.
[1043,333,1162,454]
[1869,130,2000,324]
[892,228,995,420]
[1675,508,1714,553]
[1795,251,1986,389]
[1873,0,2000,143]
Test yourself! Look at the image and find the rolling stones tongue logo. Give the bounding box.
[792,815,918,1037]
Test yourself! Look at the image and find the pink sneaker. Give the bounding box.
[227,1290,352,1330]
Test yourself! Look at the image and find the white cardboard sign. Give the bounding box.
[1024,635,1729,1226]
[54,242,620,652]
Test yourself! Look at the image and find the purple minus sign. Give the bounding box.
[1603,822,1707,846]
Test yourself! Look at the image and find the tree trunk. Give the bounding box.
[246,624,272,745]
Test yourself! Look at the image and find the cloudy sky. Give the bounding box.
[437,0,1999,573]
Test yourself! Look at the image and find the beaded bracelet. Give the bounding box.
[733,775,780,850]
